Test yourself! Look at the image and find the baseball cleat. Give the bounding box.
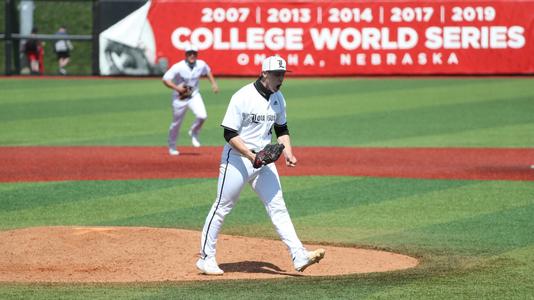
[168,148,180,156]
[189,130,201,147]
[196,256,224,275]
[293,248,325,272]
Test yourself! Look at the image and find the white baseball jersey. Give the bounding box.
[162,59,211,99]
[221,83,287,152]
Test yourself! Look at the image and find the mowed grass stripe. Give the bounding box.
[286,78,534,116]
[0,179,215,229]
[380,246,534,299]
[386,204,534,255]
[286,77,475,99]
[294,95,534,146]
[0,179,199,212]
[0,110,169,145]
[369,122,534,147]
[0,93,166,122]
[0,79,235,120]
[0,80,161,104]
[0,78,244,105]
[1,78,534,147]
[2,177,532,253]
[290,179,534,244]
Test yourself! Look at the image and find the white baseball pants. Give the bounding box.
[168,93,207,150]
[200,147,305,260]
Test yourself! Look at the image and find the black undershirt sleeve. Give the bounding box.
[274,123,289,138]
[223,127,239,142]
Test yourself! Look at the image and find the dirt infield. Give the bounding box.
[1,146,533,182]
[0,226,418,283]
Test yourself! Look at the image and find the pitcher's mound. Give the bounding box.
[0,226,418,282]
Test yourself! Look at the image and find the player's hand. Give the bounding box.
[246,151,256,164]
[212,84,219,94]
[285,155,297,167]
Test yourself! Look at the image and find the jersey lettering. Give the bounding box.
[242,113,276,124]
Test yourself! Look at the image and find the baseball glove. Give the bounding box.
[178,84,193,100]
[253,143,285,168]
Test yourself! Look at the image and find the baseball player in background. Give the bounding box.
[196,55,325,275]
[162,45,219,155]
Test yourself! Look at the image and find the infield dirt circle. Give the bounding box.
[0,226,418,282]
[2,146,533,282]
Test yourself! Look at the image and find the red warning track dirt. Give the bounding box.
[1,146,533,182]
[0,226,418,283]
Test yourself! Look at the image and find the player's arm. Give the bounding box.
[162,66,187,93]
[274,123,297,167]
[206,71,219,93]
[224,127,255,163]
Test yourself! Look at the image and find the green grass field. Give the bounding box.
[1,77,534,299]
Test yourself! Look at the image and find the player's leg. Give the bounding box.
[168,98,188,154]
[187,93,207,147]
[251,164,325,271]
[59,54,70,75]
[56,54,61,71]
[199,149,248,259]
[250,165,305,258]
[31,60,40,73]
[197,150,250,275]
[60,56,70,68]
[28,53,39,73]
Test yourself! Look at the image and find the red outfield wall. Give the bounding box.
[147,0,534,75]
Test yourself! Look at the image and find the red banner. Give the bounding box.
[147,0,534,75]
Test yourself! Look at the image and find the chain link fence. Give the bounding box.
[2,0,94,75]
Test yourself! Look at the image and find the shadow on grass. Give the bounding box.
[219,261,303,277]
